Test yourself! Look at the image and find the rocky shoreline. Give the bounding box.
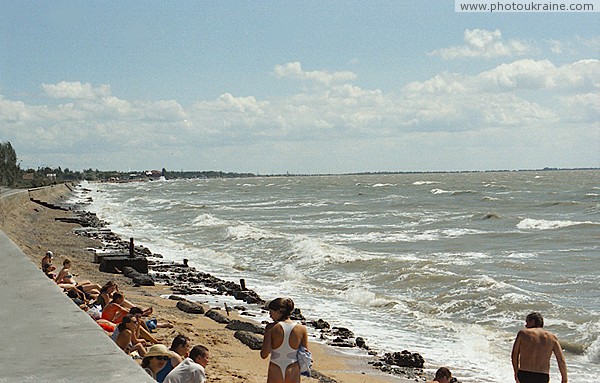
[62,184,453,382]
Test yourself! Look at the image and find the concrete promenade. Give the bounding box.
[0,227,153,382]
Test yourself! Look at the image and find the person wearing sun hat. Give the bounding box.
[142,344,172,380]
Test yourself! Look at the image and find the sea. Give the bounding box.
[74,170,599,382]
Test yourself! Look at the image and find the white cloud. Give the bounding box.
[274,61,357,86]
[549,39,564,54]
[560,92,600,122]
[2,58,598,172]
[430,29,531,60]
[475,59,600,91]
[42,81,111,99]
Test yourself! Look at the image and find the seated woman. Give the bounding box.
[141,344,172,380]
[97,280,152,316]
[41,251,54,274]
[114,315,147,357]
[55,258,101,296]
[101,292,130,324]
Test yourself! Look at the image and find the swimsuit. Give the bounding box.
[101,304,124,323]
[517,370,550,383]
[155,359,174,382]
[270,321,299,379]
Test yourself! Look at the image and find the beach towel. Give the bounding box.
[297,345,313,377]
[87,304,102,320]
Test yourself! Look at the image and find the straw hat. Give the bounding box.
[145,344,171,358]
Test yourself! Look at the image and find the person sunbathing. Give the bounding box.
[101,292,130,324]
[55,258,101,295]
[41,250,55,276]
[97,280,152,316]
[113,315,147,357]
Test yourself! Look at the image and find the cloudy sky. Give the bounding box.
[1,1,598,174]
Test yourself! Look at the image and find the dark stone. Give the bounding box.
[331,338,355,348]
[122,266,139,277]
[332,327,354,339]
[233,330,263,350]
[168,295,188,301]
[132,273,154,286]
[355,337,368,349]
[381,350,425,368]
[225,320,264,334]
[309,318,331,330]
[205,309,230,324]
[176,300,205,314]
[232,290,264,305]
[309,370,339,383]
[290,308,305,321]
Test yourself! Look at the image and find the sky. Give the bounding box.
[1,1,599,174]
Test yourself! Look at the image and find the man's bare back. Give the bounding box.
[511,312,567,383]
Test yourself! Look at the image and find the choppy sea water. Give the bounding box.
[76,170,599,382]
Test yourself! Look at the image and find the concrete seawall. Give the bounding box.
[0,192,153,382]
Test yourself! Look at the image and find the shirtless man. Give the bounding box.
[426,367,452,383]
[511,312,568,383]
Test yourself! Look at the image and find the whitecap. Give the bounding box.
[226,224,281,241]
[338,286,397,308]
[517,218,598,230]
[585,335,600,364]
[192,213,228,227]
[289,236,377,265]
[413,181,440,185]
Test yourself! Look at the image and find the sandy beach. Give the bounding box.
[0,183,413,383]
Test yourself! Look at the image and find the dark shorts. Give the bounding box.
[517,370,549,383]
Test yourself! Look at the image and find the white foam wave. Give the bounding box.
[299,201,329,207]
[482,196,500,201]
[413,181,440,185]
[226,224,281,241]
[507,252,536,259]
[586,335,600,364]
[517,218,597,230]
[327,228,485,244]
[290,236,377,265]
[372,183,397,187]
[192,213,228,227]
[338,287,397,308]
[431,188,476,195]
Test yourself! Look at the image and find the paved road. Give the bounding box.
[0,192,153,382]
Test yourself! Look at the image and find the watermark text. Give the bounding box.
[456,0,599,12]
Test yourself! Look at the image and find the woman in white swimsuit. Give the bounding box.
[260,297,309,383]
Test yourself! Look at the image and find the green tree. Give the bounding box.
[0,141,19,187]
